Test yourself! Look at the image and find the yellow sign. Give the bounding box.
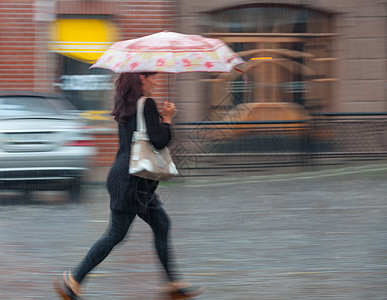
[49,19,119,64]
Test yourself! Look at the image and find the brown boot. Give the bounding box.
[54,271,83,300]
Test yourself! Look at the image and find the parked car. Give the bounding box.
[0,91,96,201]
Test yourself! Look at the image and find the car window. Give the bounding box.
[0,96,61,117]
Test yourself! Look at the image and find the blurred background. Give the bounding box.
[1,0,386,189]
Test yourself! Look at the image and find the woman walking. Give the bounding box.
[55,72,203,299]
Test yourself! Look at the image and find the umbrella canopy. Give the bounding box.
[90,31,244,73]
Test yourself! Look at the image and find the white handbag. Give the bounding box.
[129,97,178,181]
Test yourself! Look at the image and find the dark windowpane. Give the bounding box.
[207,6,330,34]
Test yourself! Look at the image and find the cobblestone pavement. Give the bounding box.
[0,166,387,299]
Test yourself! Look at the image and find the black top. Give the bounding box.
[107,97,172,213]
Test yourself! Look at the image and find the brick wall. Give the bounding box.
[0,1,36,91]
[0,0,177,93]
[92,132,119,166]
[0,0,177,166]
[332,0,387,112]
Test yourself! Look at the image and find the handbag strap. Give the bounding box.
[133,96,149,141]
[136,96,147,133]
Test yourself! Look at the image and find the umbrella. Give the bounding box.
[90,31,244,73]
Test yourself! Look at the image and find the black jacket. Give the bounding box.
[107,97,172,213]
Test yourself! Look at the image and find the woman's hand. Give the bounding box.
[161,101,177,124]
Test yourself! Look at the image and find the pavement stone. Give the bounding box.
[0,166,387,299]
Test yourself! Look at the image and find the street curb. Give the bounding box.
[86,162,387,188]
[179,162,387,187]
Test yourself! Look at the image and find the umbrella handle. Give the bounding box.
[168,73,170,101]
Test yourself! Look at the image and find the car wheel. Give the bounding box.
[68,180,82,202]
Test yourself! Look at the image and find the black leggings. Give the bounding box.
[73,206,177,283]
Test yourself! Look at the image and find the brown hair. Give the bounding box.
[111,72,156,124]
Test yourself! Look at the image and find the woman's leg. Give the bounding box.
[137,204,178,282]
[72,210,136,283]
[138,204,205,298]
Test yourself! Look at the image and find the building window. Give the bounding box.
[56,56,112,110]
[203,4,336,120]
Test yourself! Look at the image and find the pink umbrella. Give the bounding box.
[90,31,244,73]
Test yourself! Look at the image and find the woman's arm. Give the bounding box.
[143,98,172,150]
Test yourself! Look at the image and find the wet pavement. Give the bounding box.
[0,165,387,299]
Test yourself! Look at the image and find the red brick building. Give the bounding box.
[0,0,177,166]
[0,0,176,97]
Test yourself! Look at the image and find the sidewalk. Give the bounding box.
[0,165,386,299]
